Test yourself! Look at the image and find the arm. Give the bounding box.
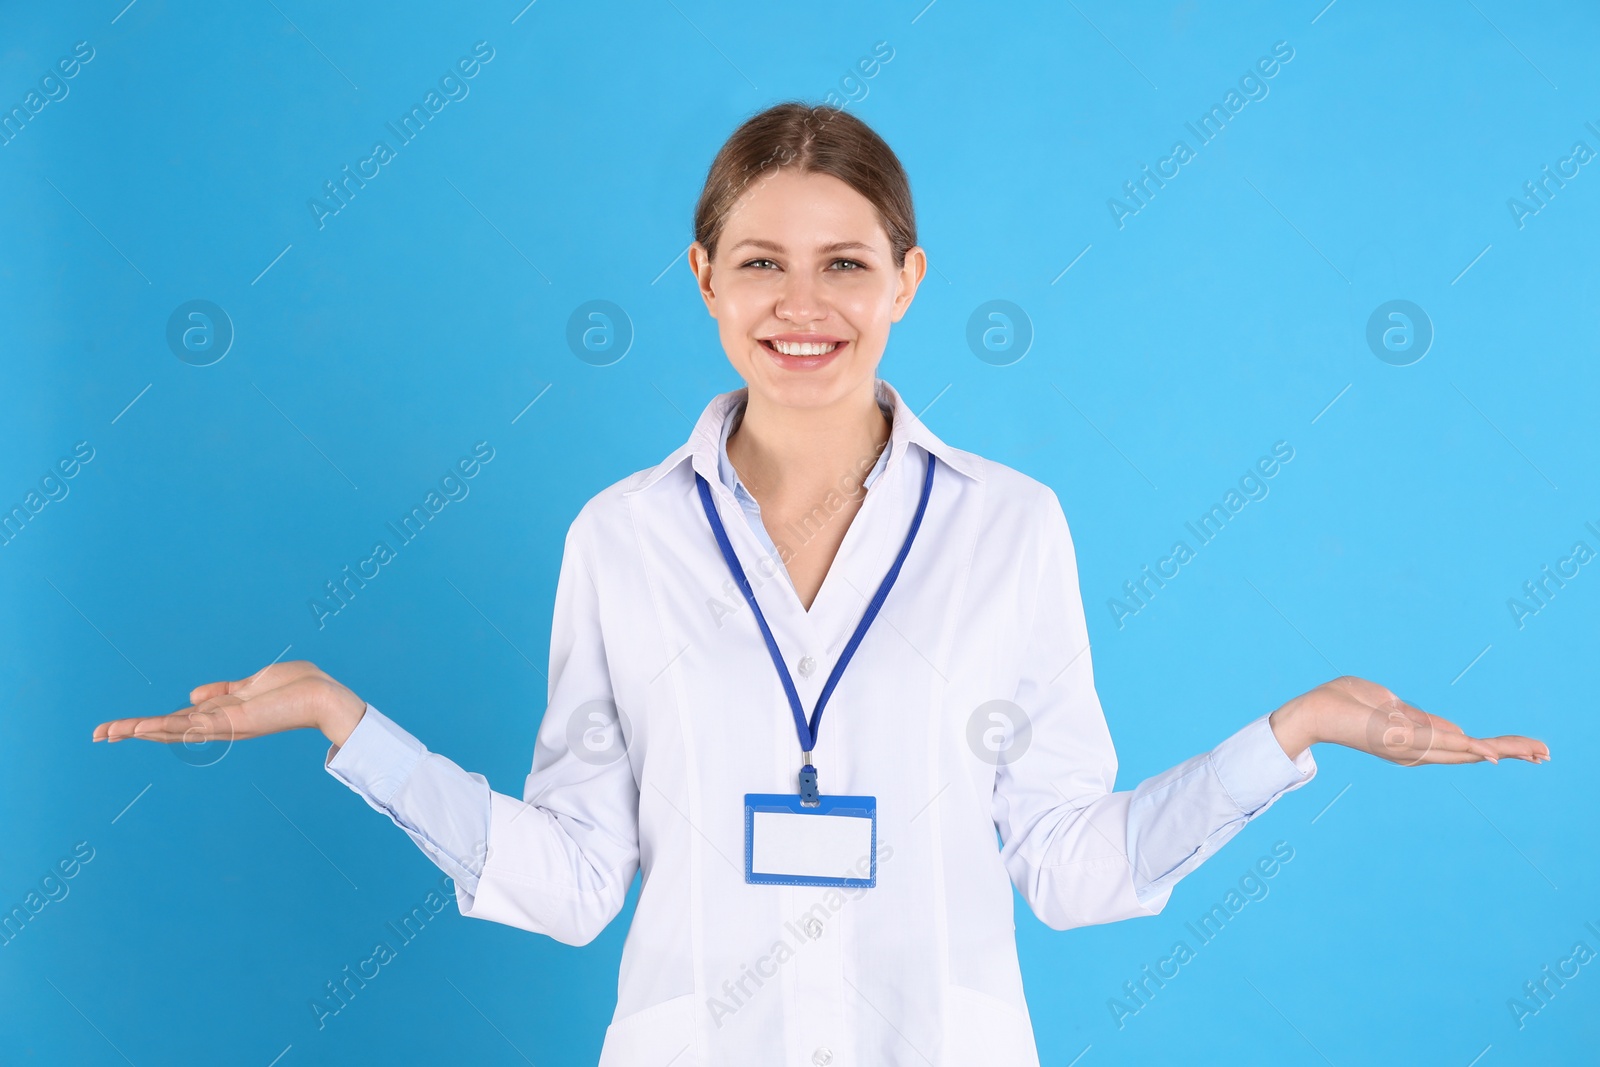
[323,701,493,894]
[323,518,640,946]
[995,490,1549,930]
[1121,713,1315,908]
[94,509,652,945]
[993,490,1314,929]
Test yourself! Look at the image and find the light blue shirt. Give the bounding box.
[714,395,893,578]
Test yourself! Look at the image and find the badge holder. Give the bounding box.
[695,451,936,891]
[744,792,877,888]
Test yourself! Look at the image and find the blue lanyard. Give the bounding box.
[694,449,937,804]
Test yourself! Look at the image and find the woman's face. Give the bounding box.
[689,167,926,412]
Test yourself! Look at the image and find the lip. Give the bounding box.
[758,336,849,373]
[763,333,847,344]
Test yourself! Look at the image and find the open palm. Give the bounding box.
[1279,675,1549,766]
[90,660,360,745]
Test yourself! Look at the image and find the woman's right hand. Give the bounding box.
[91,660,367,749]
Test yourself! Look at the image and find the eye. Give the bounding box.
[830,258,865,270]
[741,258,778,269]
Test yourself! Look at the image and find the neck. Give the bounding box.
[727,383,890,502]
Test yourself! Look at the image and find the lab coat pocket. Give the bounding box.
[943,983,1040,1067]
[598,992,698,1066]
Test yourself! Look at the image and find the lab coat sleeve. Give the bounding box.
[324,519,640,946]
[992,488,1316,931]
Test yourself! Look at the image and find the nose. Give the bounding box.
[774,268,823,326]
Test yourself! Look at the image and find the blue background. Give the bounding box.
[2,0,1596,1063]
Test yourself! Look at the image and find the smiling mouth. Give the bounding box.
[761,339,843,356]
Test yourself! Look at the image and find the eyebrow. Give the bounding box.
[729,239,876,255]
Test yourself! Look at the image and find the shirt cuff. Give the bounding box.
[324,702,428,806]
[1209,712,1317,815]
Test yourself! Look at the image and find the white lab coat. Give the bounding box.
[325,378,1316,1065]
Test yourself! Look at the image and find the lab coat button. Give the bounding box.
[797,655,817,678]
[811,1048,833,1065]
[803,917,824,939]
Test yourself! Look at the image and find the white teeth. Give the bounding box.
[770,339,840,356]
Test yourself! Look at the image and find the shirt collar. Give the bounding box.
[625,378,984,498]
[716,393,892,504]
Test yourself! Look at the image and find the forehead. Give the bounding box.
[720,168,888,251]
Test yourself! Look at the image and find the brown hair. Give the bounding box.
[693,102,918,268]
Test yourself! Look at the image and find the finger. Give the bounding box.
[1375,690,1465,735]
[128,713,238,744]
[95,716,142,741]
[1409,707,1548,762]
[172,707,241,743]
[99,710,236,744]
[97,716,153,742]
[1400,706,1470,756]
[1411,727,1500,764]
[190,671,265,702]
[1407,748,1488,765]
[117,715,175,742]
[92,719,146,741]
[95,704,200,741]
[188,661,293,704]
[1414,732,1549,765]
[114,717,178,742]
[130,722,208,743]
[1419,710,1466,735]
[1472,734,1550,762]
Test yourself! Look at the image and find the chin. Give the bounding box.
[749,360,874,410]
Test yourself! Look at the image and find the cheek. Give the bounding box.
[712,286,763,331]
[836,290,894,335]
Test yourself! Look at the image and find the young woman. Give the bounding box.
[93,103,1548,1065]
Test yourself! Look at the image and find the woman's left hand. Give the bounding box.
[1268,675,1550,766]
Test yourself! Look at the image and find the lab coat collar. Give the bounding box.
[626,377,983,497]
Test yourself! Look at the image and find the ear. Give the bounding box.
[889,245,927,323]
[688,241,717,317]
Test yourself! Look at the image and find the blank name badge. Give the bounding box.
[744,793,877,888]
